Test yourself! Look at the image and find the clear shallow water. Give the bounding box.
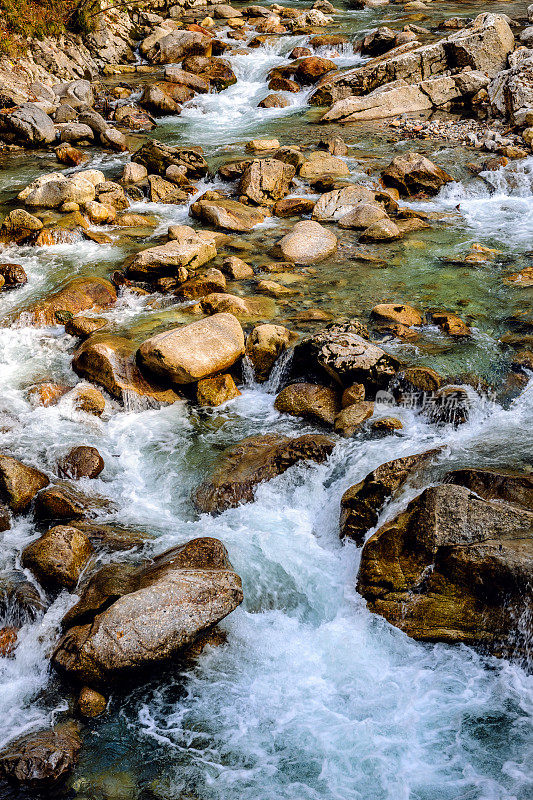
[0,2,532,798]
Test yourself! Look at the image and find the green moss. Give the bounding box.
[0,0,98,55]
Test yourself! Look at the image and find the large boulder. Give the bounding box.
[488,48,533,125]
[22,525,93,591]
[276,220,337,264]
[445,12,515,75]
[0,455,49,512]
[0,103,56,146]
[190,196,265,232]
[151,31,212,64]
[126,229,216,280]
[58,446,104,480]
[193,433,335,514]
[340,450,441,545]
[381,152,452,197]
[24,277,116,326]
[52,537,243,685]
[72,335,181,406]
[34,482,112,522]
[133,140,208,178]
[239,159,295,206]
[137,313,245,385]
[293,321,399,390]
[0,724,81,789]
[357,479,533,656]
[0,209,43,244]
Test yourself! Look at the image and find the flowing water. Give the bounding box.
[0,2,532,798]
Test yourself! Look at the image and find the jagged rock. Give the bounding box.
[148,175,189,204]
[0,455,49,513]
[312,185,376,222]
[357,480,533,657]
[52,537,243,685]
[340,450,441,544]
[274,383,340,426]
[164,65,209,93]
[174,268,226,300]
[72,335,181,406]
[24,277,116,326]
[293,321,399,391]
[137,313,245,385]
[276,220,337,264]
[133,140,208,178]
[381,152,452,196]
[488,48,533,125]
[239,159,295,206]
[0,724,81,789]
[193,434,335,513]
[22,525,93,591]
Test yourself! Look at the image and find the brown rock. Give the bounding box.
[78,687,107,718]
[0,627,17,658]
[175,268,226,300]
[181,55,237,91]
[340,449,440,544]
[222,256,254,279]
[359,219,401,242]
[66,385,106,416]
[334,401,374,436]
[196,374,241,406]
[239,159,295,206]
[258,94,290,108]
[0,263,27,288]
[268,76,301,92]
[294,57,336,84]
[277,220,337,264]
[133,140,208,179]
[371,416,403,432]
[22,525,93,591]
[370,303,423,328]
[428,310,471,337]
[26,278,116,326]
[273,197,316,217]
[381,152,452,197]
[245,323,297,382]
[27,383,69,408]
[341,383,365,408]
[137,313,245,385]
[194,434,335,514]
[191,197,265,232]
[65,315,107,338]
[274,383,340,426]
[0,455,49,512]
[0,724,81,789]
[58,446,104,480]
[357,481,533,656]
[72,335,180,407]
[35,482,112,522]
[401,366,443,392]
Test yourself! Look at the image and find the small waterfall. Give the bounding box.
[264,348,294,394]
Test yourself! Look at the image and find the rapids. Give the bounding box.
[0,2,532,799]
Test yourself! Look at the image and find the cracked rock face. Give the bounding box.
[52,537,243,686]
[357,478,533,658]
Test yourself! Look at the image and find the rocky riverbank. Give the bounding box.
[0,1,532,798]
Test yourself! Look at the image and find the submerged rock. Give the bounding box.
[357,479,533,657]
[0,723,81,789]
[193,433,335,514]
[52,537,243,686]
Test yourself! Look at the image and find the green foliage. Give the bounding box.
[0,0,98,55]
